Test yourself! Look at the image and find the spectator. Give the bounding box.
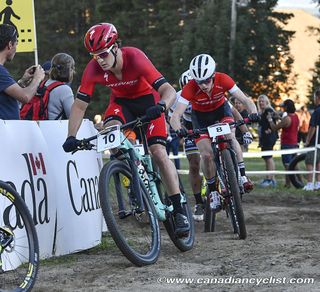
[257,94,278,187]
[0,24,44,120]
[267,99,299,188]
[46,53,75,120]
[297,105,311,146]
[42,60,51,81]
[231,96,249,152]
[303,88,320,191]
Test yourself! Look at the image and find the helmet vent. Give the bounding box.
[197,55,203,78]
[202,69,208,78]
[97,29,105,48]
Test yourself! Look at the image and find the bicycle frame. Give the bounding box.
[113,129,173,222]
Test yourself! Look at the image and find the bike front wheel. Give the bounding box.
[204,189,216,232]
[221,149,247,239]
[99,160,160,266]
[156,176,195,252]
[0,180,39,292]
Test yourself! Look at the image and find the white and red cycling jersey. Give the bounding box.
[179,72,239,112]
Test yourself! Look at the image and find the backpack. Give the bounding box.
[20,80,64,120]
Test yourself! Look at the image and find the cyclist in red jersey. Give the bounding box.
[62,23,190,235]
[171,54,257,211]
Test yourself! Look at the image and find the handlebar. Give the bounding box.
[181,118,252,139]
[71,115,151,154]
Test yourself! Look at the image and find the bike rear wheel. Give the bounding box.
[156,176,194,252]
[99,160,160,266]
[0,180,39,292]
[221,149,247,239]
[288,153,307,189]
[204,189,216,233]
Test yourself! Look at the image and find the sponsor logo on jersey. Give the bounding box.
[108,80,138,87]
[149,123,155,135]
[104,73,108,82]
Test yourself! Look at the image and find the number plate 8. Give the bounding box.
[207,123,231,139]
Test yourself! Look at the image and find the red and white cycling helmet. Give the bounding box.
[84,23,118,54]
[189,54,216,82]
[179,70,193,90]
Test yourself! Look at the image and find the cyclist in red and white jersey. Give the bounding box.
[62,23,190,235]
[171,54,257,211]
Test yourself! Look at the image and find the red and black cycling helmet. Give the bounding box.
[84,23,118,54]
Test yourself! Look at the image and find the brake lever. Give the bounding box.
[71,140,94,155]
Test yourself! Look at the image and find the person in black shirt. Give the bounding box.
[304,88,320,191]
[257,94,278,187]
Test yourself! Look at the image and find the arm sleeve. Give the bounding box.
[134,49,166,90]
[77,60,98,101]
[219,73,236,92]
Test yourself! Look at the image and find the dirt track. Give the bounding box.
[33,190,320,292]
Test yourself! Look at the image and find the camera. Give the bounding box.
[271,111,281,120]
[29,65,37,74]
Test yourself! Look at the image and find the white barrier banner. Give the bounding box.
[39,120,103,256]
[0,120,56,260]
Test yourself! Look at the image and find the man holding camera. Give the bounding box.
[0,24,44,120]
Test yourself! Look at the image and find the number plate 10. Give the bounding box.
[207,123,231,139]
[97,125,121,152]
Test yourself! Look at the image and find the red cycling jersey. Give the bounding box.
[78,47,165,101]
[180,72,238,112]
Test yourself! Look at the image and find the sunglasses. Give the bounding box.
[195,75,214,85]
[91,44,114,60]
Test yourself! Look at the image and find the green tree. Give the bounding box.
[236,0,295,102]
[307,27,320,105]
[176,0,295,103]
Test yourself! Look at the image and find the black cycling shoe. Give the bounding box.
[174,213,190,237]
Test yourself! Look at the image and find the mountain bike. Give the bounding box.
[0,180,39,292]
[72,116,194,266]
[183,119,249,239]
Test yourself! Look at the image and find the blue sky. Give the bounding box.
[276,0,320,16]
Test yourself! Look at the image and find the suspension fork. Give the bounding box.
[116,148,145,214]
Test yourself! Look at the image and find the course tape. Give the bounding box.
[169,146,316,160]
[171,146,319,176]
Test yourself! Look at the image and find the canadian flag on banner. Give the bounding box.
[28,153,47,175]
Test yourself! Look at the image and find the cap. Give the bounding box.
[279,99,294,108]
[42,61,52,72]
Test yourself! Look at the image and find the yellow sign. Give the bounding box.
[0,0,36,53]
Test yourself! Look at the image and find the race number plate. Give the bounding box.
[97,125,121,152]
[133,144,145,156]
[207,123,231,139]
